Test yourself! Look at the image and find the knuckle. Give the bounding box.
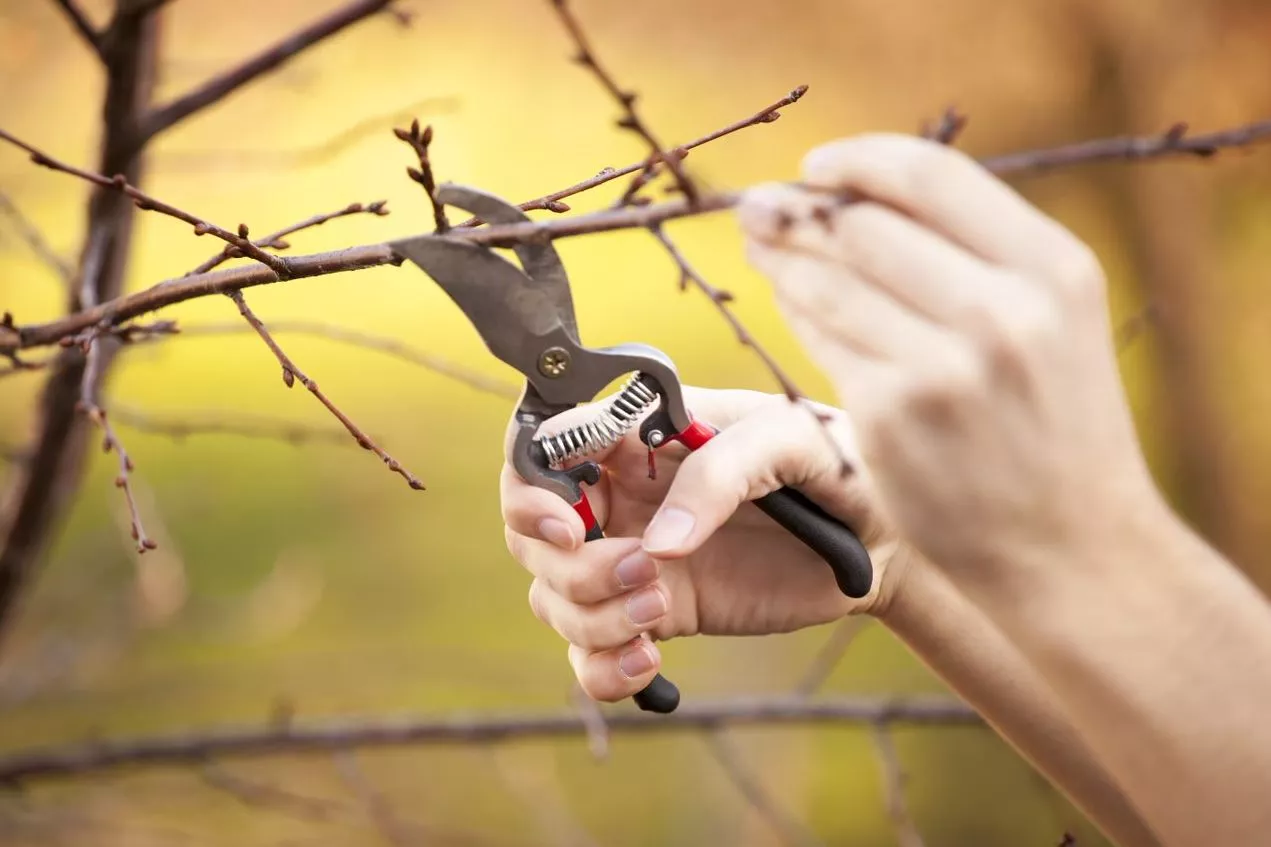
[900,346,984,422]
[527,579,549,624]
[1051,240,1106,301]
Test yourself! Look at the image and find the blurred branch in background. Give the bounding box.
[0,190,73,287]
[0,694,981,783]
[0,0,405,640]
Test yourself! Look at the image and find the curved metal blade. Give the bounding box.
[390,233,569,380]
[438,183,579,342]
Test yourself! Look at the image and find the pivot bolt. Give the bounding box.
[537,347,571,378]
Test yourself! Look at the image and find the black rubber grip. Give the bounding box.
[632,673,680,713]
[753,487,873,598]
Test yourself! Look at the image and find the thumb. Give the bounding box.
[641,398,860,558]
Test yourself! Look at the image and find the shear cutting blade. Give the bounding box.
[390,184,582,381]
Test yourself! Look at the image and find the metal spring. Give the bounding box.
[536,373,658,469]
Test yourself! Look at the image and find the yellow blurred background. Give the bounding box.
[1,0,1269,844]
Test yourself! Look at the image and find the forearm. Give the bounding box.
[946,494,1271,847]
[877,553,1161,847]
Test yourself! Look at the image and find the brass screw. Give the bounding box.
[537,347,570,378]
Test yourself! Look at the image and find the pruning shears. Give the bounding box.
[391,184,873,714]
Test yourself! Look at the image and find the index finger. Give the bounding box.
[798,133,1090,280]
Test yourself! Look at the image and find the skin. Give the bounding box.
[499,134,1271,844]
[738,134,1271,845]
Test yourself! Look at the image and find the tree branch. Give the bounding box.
[547,0,698,204]
[870,724,925,847]
[172,321,518,399]
[137,0,398,142]
[225,291,424,490]
[0,129,290,275]
[393,120,449,233]
[187,200,388,276]
[705,728,825,847]
[51,0,102,56]
[0,695,980,783]
[110,405,351,446]
[0,190,74,285]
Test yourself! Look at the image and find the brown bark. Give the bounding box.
[0,6,160,633]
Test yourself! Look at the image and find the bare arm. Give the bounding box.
[880,554,1161,847]
[739,132,1271,846]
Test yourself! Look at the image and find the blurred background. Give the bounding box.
[1,0,1269,844]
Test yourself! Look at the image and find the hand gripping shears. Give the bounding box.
[391,183,873,713]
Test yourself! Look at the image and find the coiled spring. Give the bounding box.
[536,373,658,469]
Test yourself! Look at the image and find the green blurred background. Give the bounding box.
[1,0,1269,844]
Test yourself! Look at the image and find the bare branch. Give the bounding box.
[455,84,809,227]
[173,321,518,400]
[51,0,102,56]
[795,617,870,697]
[870,724,925,847]
[0,695,980,782]
[111,406,350,446]
[226,291,425,490]
[920,107,969,144]
[393,120,449,232]
[1115,304,1158,353]
[0,129,289,275]
[571,683,610,761]
[706,728,825,847]
[138,0,397,141]
[187,200,389,276]
[980,119,1271,173]
[548,0,698,204]
[647,224,802,399]
[333,751,418,847]
[200,761,346,821]
[77,336,155,553]
[153,95,460,172]
[0,190,74,284]
[5,118,1270,362]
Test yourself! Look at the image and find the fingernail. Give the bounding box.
[615,548,658,589]
[538,517,576,549]
[736,194,790,239]
[643,507,695,554]
[618,641,658,679]
[626,586,668,626]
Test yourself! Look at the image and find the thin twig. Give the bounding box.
[137,0,398,142]
[454,85,809,227]
[78,336,155,553]
[172,321,517,399]
[200,761,346,821]
[571,683,610,761]
[0,129,289,275]
[647,224,802,399]
[154,95,461,172]
[548,0,698,204]
[0,695,981,782]
[1115,303,1158,353]
[980,119,1271,173]
[870,724,925,847]
[921,107,969,144]
[333,751,418,847]
[0,190,74,284]
[187,200,389,276]
[226,291,425,490]
[111,406,351,446]
[795,617,870,697]
[5,119,1271,360]
[51,0,102,55]
[705,728,825,847]
[393,120,449,232]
